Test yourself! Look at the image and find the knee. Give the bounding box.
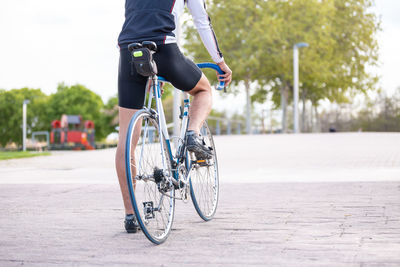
[189,75,212,96]
[189,85,212,99]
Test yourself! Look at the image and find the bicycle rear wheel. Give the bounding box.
[189,122,219,221]
[125,109,175,244]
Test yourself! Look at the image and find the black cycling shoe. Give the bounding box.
[186,130,213,160]
[124,214,140,233]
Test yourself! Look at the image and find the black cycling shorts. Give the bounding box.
[118,43,202,109]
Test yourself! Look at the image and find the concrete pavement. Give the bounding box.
[1,132,400,184]
[0,133,399,266]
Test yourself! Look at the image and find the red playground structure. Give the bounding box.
[50,115,95,150]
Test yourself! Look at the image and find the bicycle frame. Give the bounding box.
[144,76,189,179]
[138,63,225,184]
[124,62,224,244]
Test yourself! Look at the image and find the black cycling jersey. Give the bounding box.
[118,0,223,63]
[118,0,176,46]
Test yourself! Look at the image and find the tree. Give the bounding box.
[183,0,268,133]
[0,84,124,147]
[356,88,400,132]
[254,0,380,131]
[47,83,108,140]
[299,0,380,131]
[101,95,119,137]
[318,87,400,132]
[184,0,380,133]
[0,88,48,147]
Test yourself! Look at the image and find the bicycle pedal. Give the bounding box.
[143,201,155,220]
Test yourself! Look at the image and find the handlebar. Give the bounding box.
[197,63,226,91]
[157,62,226,91]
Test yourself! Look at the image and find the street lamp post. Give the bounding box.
[22,100,30,151]
[293,42,309,134]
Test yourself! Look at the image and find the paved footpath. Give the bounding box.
[0,133,400,266]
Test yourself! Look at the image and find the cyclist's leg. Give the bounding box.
[116,46,147,215]
[115,106,139,215]
[187,74,212,134]
[153,43,212,134]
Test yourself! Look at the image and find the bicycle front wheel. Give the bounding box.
[125,109,175,244]
[189,122,219,221]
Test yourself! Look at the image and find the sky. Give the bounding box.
[0,0,399,115]
[374,0,400,94]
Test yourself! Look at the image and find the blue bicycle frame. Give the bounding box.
[145,62,225,181]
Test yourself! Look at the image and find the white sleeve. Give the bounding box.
[187,0,224,63]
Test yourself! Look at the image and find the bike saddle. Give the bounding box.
[128,43,142,52]
[142,41,157,52]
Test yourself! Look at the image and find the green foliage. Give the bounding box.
[355,89,400,132]
[206,109,228,134]
[183,0,380,107]
[0,84,119,147]
[101,95,119,136]
[299,0,380,104]
[319,88,400,132]
[47,83,107,140]
[0,88,48,147]
[183,0,263,87]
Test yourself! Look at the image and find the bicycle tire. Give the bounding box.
[189,122,219,221]
[125,109,175,244]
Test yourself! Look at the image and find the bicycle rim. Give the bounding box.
[189,122,219,221]
[125,110,175,244]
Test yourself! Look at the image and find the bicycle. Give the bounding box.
[124,41,225,244]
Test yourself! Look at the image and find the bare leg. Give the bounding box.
[115,106,140,215]
[187,73,212,134]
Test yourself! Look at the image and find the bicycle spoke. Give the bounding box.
[190,122,219,221]
[125,111,175,244]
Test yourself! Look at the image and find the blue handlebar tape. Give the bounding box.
[197,63,225,90]
[157,63,225,90]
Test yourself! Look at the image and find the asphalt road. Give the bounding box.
[0,133,399,266]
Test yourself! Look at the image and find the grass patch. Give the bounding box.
[0,151,51,160]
